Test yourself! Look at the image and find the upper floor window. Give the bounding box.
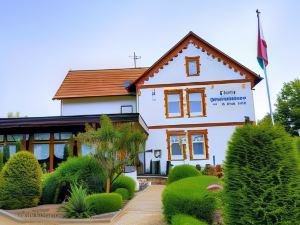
[164,90,184,118]
[186,88,206,117]
[185,56,200,76]
[188,130,208,160]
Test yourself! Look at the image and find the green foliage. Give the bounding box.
[85,193,122,215]
[171,214,208,225]
[0,151,42,209]
[41,156,105,204]
[162,176,220,224]
[15,140,21,152]
[114,188,129,201]
[63,144,69,161]
[275,78,300,135]
[0,151,3,171]
[168,164,201,184]
[111,175,136,199]
[77,115,147,192]
[224,124,300,225]
[61,184,92,218]
[3,145,10,163]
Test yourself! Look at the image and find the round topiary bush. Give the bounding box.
[114,188,129,201]
[224,124,300,225]
[171,214,208,225]
[85,193,122,215]
[41,156,106,204]
[162,176,220,224]
[0,151,42,209]
[168,164,201,184]
[111,175,136,199]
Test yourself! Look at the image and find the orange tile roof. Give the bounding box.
[53,67,148,100]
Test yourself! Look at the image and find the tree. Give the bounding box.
[7,112,20,118]
[77,115,147,193]
[275,78,300,135]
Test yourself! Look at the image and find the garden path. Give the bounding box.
[112,184,166,225]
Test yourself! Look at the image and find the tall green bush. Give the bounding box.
[3,145,10,163]
[224,124,300,225]
[0,151,42,209]
[41,156,106,204]
[162,176,220,224]
[168,164,201,184]
[111,175,136,199]
[171,214,208,225]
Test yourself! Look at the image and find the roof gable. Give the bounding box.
[134,31,262,88]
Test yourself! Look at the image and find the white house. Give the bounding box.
[0,32,262,174]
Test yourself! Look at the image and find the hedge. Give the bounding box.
[41,156,105,204]
[162,176,220,224]
[224,124,300,225]
[171,214,208,225]
[0,151,42,209]
[114,188,129,201]
[111,175,136,199]
[168,164,201,184]
[85,193,122,215]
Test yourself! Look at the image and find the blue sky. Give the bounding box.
[0,0,299,120]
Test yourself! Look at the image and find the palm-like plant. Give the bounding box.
[77,115,147,193]
[61,184,92,218]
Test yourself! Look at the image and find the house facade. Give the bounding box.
[0,32,261,174]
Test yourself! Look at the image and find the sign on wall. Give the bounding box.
[209,87,248,107]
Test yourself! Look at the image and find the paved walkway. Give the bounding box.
[0,185,166,225]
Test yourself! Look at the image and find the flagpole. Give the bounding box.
[263,62,275,125]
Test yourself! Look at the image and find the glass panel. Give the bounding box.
[81,144,96,156]
[7,134,23,142]
[188,60,198,75]
[193,143,204,155]
[171,143,182,155]
[0,135,4,142]
[0,145,3,152]
[192,134,203,142]
[168,94,180,114]
[189,92,202,113]
[34,144,50,160]
[54,144,66,159]
[61,132,72,140]
[8,145,16,157]
[34,133,50,141]
[54,133,60,140]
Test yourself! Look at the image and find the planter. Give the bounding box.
[124,166,139,191]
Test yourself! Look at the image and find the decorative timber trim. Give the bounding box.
[164,89,184,119]
[166,130,186,161]
[187,130,209,160]
[139,79,252,89]
[185,56,200,76]
[186,88,206,117]
[134,31,262,89]
[149,121,251,129]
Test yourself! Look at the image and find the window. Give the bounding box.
[185,56,200,76]
[167,131,186,160]
[34,133,50,141]
[188,130,208,160]
[0,135,4,142]
[54,132,72,140]
[7,134,23,142]
[81,144,96,156]
[186,88,206,117]
[121,105,133,114]
[164,90,184,118]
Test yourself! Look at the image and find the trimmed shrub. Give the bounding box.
[61,184,92,218]
[168,164,201,184]
[41,156,106,204]
[162,176,220,224]
[114,188,129,201]
[224,124,300,225]
[172,214,208,225]
[85,193,122,215]
[0,151,42,209]
[111,175,136,199]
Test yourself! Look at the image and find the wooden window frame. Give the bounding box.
[186,88,207,117]
[164,89,184,119]
[166,130,187,161]
[188,130,209,160]
[185,56,200,76]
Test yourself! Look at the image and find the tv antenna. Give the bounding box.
[129,52,141,68]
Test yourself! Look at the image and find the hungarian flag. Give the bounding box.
[257,14,268,69]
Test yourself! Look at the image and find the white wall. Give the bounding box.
[61,96,136,116]
[144,126,237,175]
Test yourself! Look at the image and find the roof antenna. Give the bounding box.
[129,52,141,68]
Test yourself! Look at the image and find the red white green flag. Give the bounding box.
[257,14,268,69]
